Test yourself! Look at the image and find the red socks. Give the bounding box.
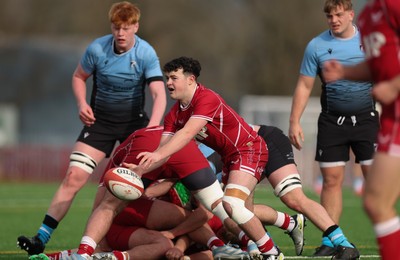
[76,244,94,256]
[377,229,400,260]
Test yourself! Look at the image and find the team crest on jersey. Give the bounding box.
[130,60,136,68]
[195,126,208,141]
[328,48,332,54]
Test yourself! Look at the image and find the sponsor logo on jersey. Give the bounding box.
[195,126,208,140]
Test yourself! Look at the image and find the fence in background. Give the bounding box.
[0,95,358,188]
[0,145,105,183]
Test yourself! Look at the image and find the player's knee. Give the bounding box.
[363,197,374,218]
[194,180,224,212]
[156,233,174,251]
[69,151,98,174]
[102,193,128,215]
[363,193,382,220]
[274,174,302,198]
[60,171,90,197]
[222,184,254,224]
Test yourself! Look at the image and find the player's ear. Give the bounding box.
[133,22,139,33]
[188,74,196,84]
[349,10,355,20]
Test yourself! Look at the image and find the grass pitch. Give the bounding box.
[1,182,395,259]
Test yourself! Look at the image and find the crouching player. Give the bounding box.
[29,184,234,260]
[70,126,260,260]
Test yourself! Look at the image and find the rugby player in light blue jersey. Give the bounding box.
[17,2,166,256]
[289,0,377,258]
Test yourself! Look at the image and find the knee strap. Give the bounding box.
[274,174,302,197]
[69,151,97,174]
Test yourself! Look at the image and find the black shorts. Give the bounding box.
[257,125,296,178]
[76,118,149,157]
[315,110,379,163]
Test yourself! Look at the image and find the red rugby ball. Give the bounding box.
[103,167,144,201]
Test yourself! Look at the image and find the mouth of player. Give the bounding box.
[330,25,340,31]
[117,39,125,44]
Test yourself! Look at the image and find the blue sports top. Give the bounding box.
[80,34,163,124]
[300,28,375,115]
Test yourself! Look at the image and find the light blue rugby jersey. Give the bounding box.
[300,28,375,115]
[80,34,163,124]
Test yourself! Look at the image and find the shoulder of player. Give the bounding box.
[85,34,113,55]
[197,84,219,97]
[308,30,334,46]
[129,35,159,63]
[193,84,222,104]
[303,30,330,56]
[90,34,113,47]
[134,35,157,53]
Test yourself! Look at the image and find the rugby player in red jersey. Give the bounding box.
[70,126,250,260]
[137,57,283,259]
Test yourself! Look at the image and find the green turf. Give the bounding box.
[253,185,382,259]
[1,182,397,259]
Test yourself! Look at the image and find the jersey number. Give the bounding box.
[363,32,386,58]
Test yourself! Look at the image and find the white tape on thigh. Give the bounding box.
[69,151,98,174]
[223,184,254,224]
[273,173,302,197]
[194,180,224,211]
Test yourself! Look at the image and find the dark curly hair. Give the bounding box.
[163,56,201,79]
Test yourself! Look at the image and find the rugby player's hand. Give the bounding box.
[137,151,162,170]
[322,60,344,83]
[372,79,400,105]
[289,122,304,150]
[78,103,95,126]
[121,162,143,177]
[165,247,185,260]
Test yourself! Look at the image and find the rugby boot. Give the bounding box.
[28,253,49,260]
[17,235,45,255]
[313,245,336,257]
[260,247,284,260]
[331,244,360,260]
[212,244,251,260]
[286,214,305,255]
[246,240,262,260]
[71,253,93,260]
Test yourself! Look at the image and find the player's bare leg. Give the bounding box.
[18,142,104,255]
[363,152,400,260]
